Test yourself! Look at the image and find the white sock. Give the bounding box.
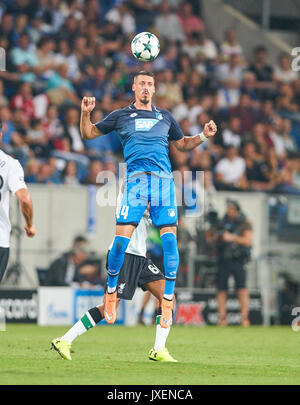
[163,294,173,301]
[154,316,171,350]
[107,286,116,294]
[61,311,96,344]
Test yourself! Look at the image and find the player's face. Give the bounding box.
[132,75,155,105]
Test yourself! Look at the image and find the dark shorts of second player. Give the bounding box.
[105,251,165,300]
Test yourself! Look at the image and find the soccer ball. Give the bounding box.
[131,32,160,62]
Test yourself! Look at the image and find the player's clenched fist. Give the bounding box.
[24,224,36,238]
[203,120,217,138]
[81,96,96,113]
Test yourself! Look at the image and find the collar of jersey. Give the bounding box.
[129,102,160,112]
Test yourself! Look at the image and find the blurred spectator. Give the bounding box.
[276,83,299,113]
[63,107,85,153]
[83,160,104,185]
[105,2,136,35]
[274,52,298,85]
[44,235,100,286]
[10,82,36,120]
[215,145,246,190]
[229,93,259,135]
[216,54,244,86]
[79,65,109,100]
[275,156,300,194]
[217,116,242,149]
[10,33,38,83]
[177,2,204,37]
[154,0,185,42]
[46,63,79,107]
[240,71,260,102]
[53,39,80,81]
[217,78,241,109]
[130,0,156,32]
[0,14,15,48]
[156,69,183,109]
[41,104,64,143]
[0,80,9,107]
[220,28,244,61]
[35,36,56,79]
[25,118,49,158]
[25,158,40,183]
[0,106,24,147]
[196,31,218,61]
[243,141,273,191]
[248,46,276,99]
[62,161,80,185]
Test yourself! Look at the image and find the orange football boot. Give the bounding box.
[104,291,117,324]
[160,297,174,328]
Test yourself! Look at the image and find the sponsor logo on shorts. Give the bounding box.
[118,283,126,294]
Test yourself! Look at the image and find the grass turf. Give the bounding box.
[0,324,299,385]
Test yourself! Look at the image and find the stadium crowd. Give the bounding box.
[0,0,300,195]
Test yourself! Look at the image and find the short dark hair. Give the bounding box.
[254,45,267,54]
[73,235,87,244]
[133,71,154,80]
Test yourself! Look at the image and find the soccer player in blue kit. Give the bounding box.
[80,71,217,328]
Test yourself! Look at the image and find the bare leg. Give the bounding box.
[115,224,136,237]
[144,279,165,305]
[217,290,227,326]
[138,290,152,325]
[237,288,250,326]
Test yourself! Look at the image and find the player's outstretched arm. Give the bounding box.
[80,96,103,140]
[15,188,36,238]
[173,120,217,152]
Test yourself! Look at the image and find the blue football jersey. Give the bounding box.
[95,103,184,177]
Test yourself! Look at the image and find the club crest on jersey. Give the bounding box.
[135,118,158,131]
[130,113,137,117]
[168,208,176,217]
[156,113,163,120]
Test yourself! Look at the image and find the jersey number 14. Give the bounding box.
[118,205,129,220]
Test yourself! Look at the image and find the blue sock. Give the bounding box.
[161,232,179,298]
[107,236,130,291]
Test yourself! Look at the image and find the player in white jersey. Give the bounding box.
[0,131,36,282]
[51,188,177,362]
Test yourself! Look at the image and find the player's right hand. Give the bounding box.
[25,224,36,238]
[81,96,96,113]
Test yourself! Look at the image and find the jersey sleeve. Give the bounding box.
[168,112,184,141]
[8,160,27,194]
[95,110,120,134]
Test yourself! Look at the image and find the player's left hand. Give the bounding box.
[203,120,217,138]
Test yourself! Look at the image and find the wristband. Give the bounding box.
[199,132,208,142]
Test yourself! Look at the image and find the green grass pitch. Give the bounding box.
[0,324,299,385]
